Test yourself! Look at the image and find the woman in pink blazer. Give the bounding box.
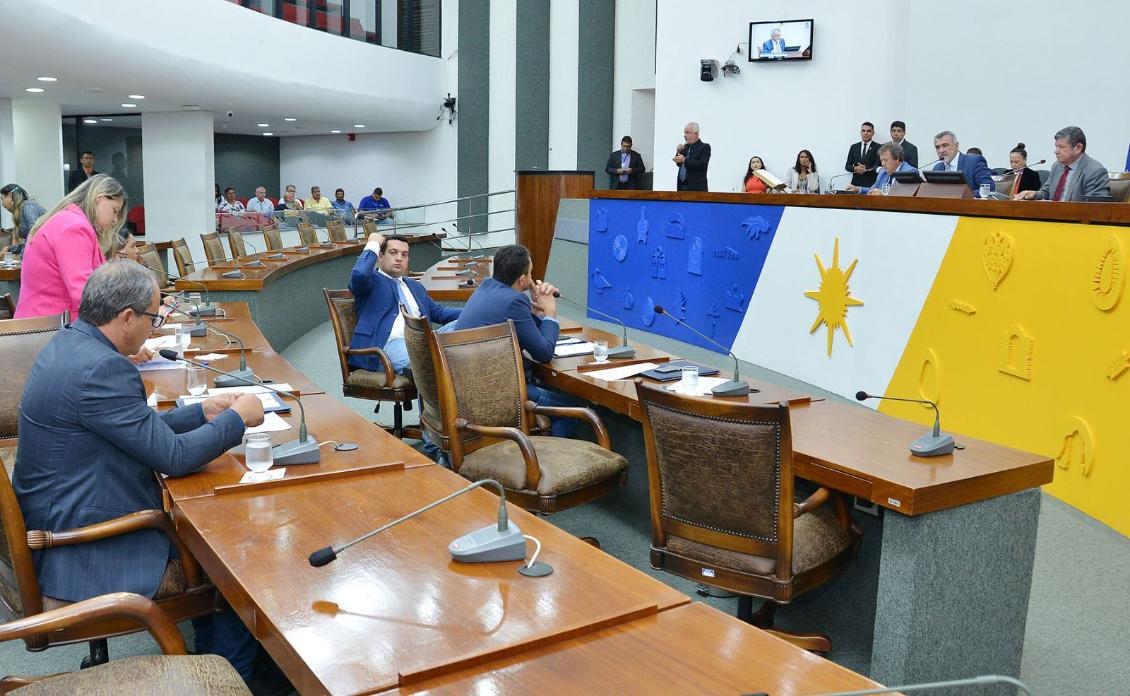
[15,175,126,319]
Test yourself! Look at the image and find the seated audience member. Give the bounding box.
[245,186,275,219]
[845,122,880,187]
[1006,143,1042,195]
[889,120,919,168]
[605,135,646,190]
[785,150,821,193]
[12,260,290,694]
[931,131,994,197]
[0,183,47,256]
[306,185,333,212]
[348,233,461,375]
[1014,126,1109,202]
[109,228,141,262]
[455,244,579,438]
[214,183,222,206]
[358,187,394,221]
[966,147,983,156]
[331,188,357,218]
[275,184,304,211]
[849,142,915,195]
[743,156,770,194]
[217,187,244,214]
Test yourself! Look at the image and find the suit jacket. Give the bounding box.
[895,140,919,168]
[605,150,645,189]
[845,141,881,187]
[932,153,995,197]
[858,161,917,194]
[761,38,786,54]
[348,249,461,371]
[67,168,99,193]
[455,277,559,364]
[676,140,711,191]
[14,205,105,320]
[1034,153,1109,201]
[13,320,245,602]
[1012,167,1042,195]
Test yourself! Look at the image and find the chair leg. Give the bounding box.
[80,639,108,669]
[392,402,404,439]
[737,600,831,654]
[579,536,601,549]
[762,628,832,654]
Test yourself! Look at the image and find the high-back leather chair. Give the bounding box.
[0,294,14,321]
[1108,177,1130,203]
[260,224,283,251]
[326,219,348,243]
[225,227,249,259]
[199,233,226,266]
[363,220,381,238]
[170,238,196,277]
[323,289,420,439]
[0,314,66,441]
[134,243,170,289]
[297,222,319,247]
[428,320,628,514]
[634,380,862,652]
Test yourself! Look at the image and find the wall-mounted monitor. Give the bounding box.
[748,19,813,62]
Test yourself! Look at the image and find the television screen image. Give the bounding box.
[748,19,813,62]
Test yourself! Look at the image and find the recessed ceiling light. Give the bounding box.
[100,118,113,122]
[262,132,274,136]
[127,94,145,100]
[36,76,58,82]
[121,103,137,108]
[257,123,269,127]
[83,119,99,124]
[330,129,341,134]
[353,124,366,128]
[24,87,44,93]
[283,117,297,122]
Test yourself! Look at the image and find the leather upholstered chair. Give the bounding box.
[1108,177,1130,203]
[225,227,249,259]
[0,593,248,695]
[199,233,226,266]
[0,295,14,321]
[323,289,420,439]
[170,238,196,277]
[326,219,349,243]
[296,222,319,247]
[362,220,381,238]
[0,314,66,443]
[260,224,284,251]
[135,243,172,290]
[634,380,861,653]
[425,319,628,514]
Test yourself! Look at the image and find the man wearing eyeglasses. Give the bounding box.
[12,261,286,692]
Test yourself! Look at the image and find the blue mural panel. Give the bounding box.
[587,199,782,354]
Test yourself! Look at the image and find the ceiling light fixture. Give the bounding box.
[263,132,274,136]
[24,87,44,93]
[121,103,137,108]
[257,123,269,127]
[36,76,58,82]
[353,124,366,128]
[283,117,297,122]
[128,94,145,100]
[330,129,342,134]
[100,118,113,122]
[83,119,98,124]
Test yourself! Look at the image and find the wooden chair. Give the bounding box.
[323,289,420,439]
[134,243,172,289]
[199,233,226,266]
[0,294,14,321]
[260,224,284,251]
[0,593,248,694]
[297,222,319,247]
[362,220,381,238]
[424,319,628,514]
[225,227,249,259]
[326,219,349,243]
[633,380,862,653]
[170,238,196,277]
[0,314,67,441]
[1108,178,1130,203]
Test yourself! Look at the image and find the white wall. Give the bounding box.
[0,98,15,227]
[547,0,580,169]
[141,111,215,267]
[613,0,657,171]
[13,102,64,208]
[653,0,1130,192]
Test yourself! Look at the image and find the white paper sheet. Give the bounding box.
[666,376,730,395]
[584,362,659,381]
[207,384,294,396]
[553,342,595,358]
[194,353,229,362]
[244,412,292,434]
[238,468,286,484]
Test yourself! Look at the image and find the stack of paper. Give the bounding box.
[244,412,292,434]
[584,362,659,381]
[666,376,731,396]
[554,341,595,358]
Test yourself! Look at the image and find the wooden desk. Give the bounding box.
[171,464,689,695]
[396,602,884,694]
[418,256,489,302]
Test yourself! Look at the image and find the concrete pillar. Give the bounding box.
[13,102,64,209]
[141,111,215,267]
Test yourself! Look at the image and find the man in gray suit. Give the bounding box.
[12,261,278,688]
[1014,126,1109,201]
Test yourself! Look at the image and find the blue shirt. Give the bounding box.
[858,161,917,194]
[358,195,391,211]
[331,199,356,212]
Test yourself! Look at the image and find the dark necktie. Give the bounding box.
[679,144,690,182]
[1051,165,1072,201]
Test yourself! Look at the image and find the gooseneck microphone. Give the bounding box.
[158,349,320,466]
[551,292,635,359]
[151,265,217,319]
[202,322,256,388]
[232,234,266,267]
[855,391,955,457]
[653,305,750,397]
[308,479,528,567]
[816,673,1033,696]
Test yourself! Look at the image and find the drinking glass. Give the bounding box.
[593,340,609,363]
[679,366,700,395]
[881,182,892,196]
[979,183,991,199]
[244,433,274,474]
[186,366,207,396]
[2,251,13,267]
[175,326,192,357]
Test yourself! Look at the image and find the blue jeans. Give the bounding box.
[192,609,257,679]
[526,382,581,438]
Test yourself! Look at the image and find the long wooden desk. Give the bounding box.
[417,255,490,302]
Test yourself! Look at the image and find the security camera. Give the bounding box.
[721,59,741,77]
[226,111,235,119]
[699,59,719,82]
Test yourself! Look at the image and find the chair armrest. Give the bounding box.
[27,509,204,589]
[0,592,187,656]
[455,419,541,491]
[344,345,396,381]
[793,487,831,518]
[524,401,611,449]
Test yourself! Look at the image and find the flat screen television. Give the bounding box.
[748,19,813,62]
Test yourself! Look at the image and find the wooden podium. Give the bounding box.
[516,170,593,281]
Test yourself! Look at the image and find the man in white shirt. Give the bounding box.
[245,186,275,219]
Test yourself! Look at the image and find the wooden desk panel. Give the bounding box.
[418,257,488,301]
[142,350,325,402]
[172,465,689,695]
[396,602,883,693]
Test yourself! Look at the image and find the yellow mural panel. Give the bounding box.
[882,217,1130,536]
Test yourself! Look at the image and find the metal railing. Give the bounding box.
[355,189,517,253]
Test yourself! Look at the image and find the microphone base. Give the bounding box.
[274,435,322,466]
[267,253,287,260]
[189,305,218,318]
[448,521,527,563]
[220,270,246,279]
[711,380,751,397]
[909,432,955,457]
[188,323,208,338]
[242,260,266,267]
[213,368,257,389]
[607,345,636,359]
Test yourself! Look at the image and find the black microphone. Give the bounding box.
[915,158,943,182]
[202,322,256,388]
[827,171,857,192]
[160,293,208,338]
[854,391,954,457]
[148,262,218,318]
[653,305,750,397]
[552,292,635,358]
[231,233,266,267]
[158,349,320,466]
[444,224,486,260]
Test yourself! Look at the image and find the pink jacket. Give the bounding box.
[14,205,106,320]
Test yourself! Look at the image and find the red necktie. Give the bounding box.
[1051,165,1071,201]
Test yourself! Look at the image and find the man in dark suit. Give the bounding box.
[1014,126,1109,202]
[348,233,461,374]
[844,122,881,187]
[67,150,99,192]
[12,261,282,690]
[931,130,995,197]
[673,122,710,191]
[889,120,919,168]
[455,244,577,437]
[605,135,646,190]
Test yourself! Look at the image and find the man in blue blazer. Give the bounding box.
[455,244,577,437]
[348,233,461,374]
[850,142,916,194]
[761,28,786,55]
[14,261,268,682]
[932,130,994,197]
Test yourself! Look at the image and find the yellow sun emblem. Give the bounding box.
[804,238,864,356]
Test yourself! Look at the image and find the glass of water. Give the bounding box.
[244,433,274,475]
[881,182,892,196]
[186,366,207,396]
[2,251,13,267]
[679,366,700,395]
[593,339,609,363]
[979,183,992,199]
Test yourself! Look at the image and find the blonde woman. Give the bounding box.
[15,174,126,319]
[1,183,47,256]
